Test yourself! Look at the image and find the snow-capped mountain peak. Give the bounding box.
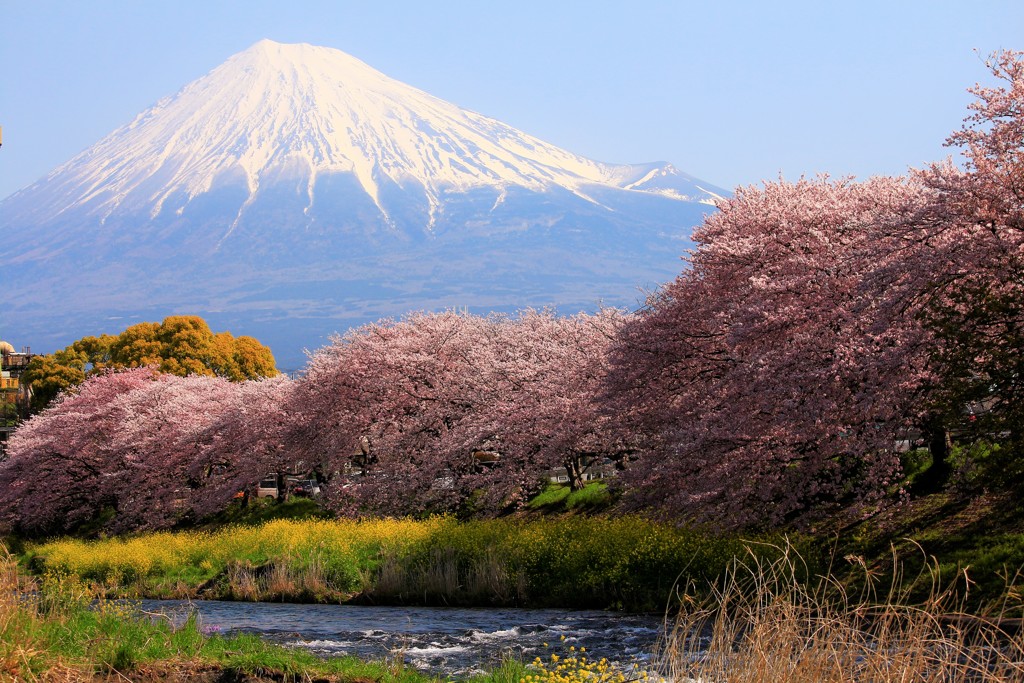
[2,39,727,369]
[20,39,716,236]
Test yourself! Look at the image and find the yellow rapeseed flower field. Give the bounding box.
[26,516,781,608]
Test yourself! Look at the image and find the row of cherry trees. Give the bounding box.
[612,50,1024,525]
[1,51,1021,534]
[0,368,294,533]
[0,309,627,533]
[291,308,627,516]
[609,176,931,526]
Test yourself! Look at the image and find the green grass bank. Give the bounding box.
[1,539,660,683]
[0,544,434,682]
[7,534,1024,683]
[15,485,1024,613]
[19,515,789,612]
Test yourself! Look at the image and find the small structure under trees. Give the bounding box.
[0,341,35,458]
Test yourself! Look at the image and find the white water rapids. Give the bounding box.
[138,600,664,676]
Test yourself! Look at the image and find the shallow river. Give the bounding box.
[137,600,665,675]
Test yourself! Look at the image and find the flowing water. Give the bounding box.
[137,600,665,675]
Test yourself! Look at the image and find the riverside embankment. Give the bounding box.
[8,504,1024,681]
[20,516,790,612]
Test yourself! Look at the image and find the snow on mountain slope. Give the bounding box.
[1,40,727,368]
[5,40,720,237]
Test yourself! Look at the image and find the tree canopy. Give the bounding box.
[607,50,1024,525]
[290,308,628,516]
[21,316,278,411]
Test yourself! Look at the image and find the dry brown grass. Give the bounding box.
[0,545,45,681]
[224,559,261,601]
[658,542,1024,682]
[223,553,343,602]
[465,547,528,604]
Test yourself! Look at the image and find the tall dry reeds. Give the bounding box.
[658,543,1024,682]
[223,552,343,602]
[368,543,529,605]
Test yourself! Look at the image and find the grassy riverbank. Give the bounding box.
[2,541,666,682]
[11,487,1024,679]
[19,516,786,611]
[18,490,1024,613]
[0,545,427,682]
[15,482,1024,614]
[820,490,1024,613]
[7,536,1024,682]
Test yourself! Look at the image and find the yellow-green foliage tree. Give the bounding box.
[22,316,277,411]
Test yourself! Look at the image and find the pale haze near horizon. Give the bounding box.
[1,1,1022,201]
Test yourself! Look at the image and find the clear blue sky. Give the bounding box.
[1,1,1022,200]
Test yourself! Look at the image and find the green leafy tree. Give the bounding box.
[22,316,277,412]
[22,349,89,412]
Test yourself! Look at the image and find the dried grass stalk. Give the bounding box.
[658,542,1024,683]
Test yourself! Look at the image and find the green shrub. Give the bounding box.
[952,440,1015,491]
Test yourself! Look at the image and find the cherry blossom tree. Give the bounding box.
[0,367,163,534]
[185,374,298,519]
[606,52,1024,524]
[94,372,241,531]
[0,367,296,534]
[291,308,630,516]
[608,176,931,527]
[469,308,631,495]
[908,50,1024,487]
[291,311,493,515]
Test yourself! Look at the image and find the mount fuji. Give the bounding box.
[2,40,726,369]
